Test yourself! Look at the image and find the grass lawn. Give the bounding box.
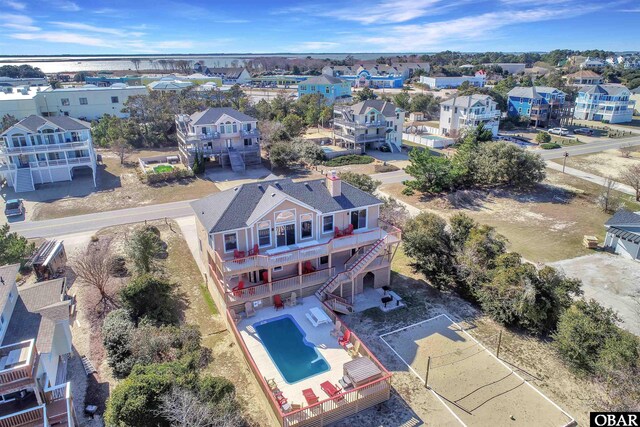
[31,149,219,220]
[152,164,174,174]
[380,169,640,262]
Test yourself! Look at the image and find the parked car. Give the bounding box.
[574,128,594,136]
[378,143,391,152]
[548,127,570,136]
[4,199,24,217]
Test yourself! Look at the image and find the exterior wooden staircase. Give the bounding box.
[326,295,354,314]
[315,237,387,303]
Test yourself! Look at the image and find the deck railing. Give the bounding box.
[0,340,37,389]
[0,406,46,427]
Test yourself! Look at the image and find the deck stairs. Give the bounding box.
[315,237,387,302]
[15,168,34,192]
[326,295,354,314]
[227,147,246,172]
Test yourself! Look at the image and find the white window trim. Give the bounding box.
[223,231,239,253]
[300,214,313,240]
[350,208,368,230]
[322,214,334,234]
[257,220,272,248]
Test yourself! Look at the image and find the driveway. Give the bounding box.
[550,253,640,336]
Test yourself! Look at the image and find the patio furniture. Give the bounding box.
[338,375,354,390]
[348,340,360,358]
[233,281,245,297]
[338,329,351,347]
[306,307,332,327]
[291,403,303,410]
[343,224,354,236]
[281,402,291,412]
[320,381,343,400]
[248,244,260,256]
[330,320,342,337]
[287,292,297,307]
[262,271,269,283]
[334,226,343,238]
[302,388,319,405]
[233,249,245,259]
[264,377,278,392]
[343,357,383,387]
[274,295,285,310]
[245,301,256,318]
[302,260,316,274]
[381,295,393,308]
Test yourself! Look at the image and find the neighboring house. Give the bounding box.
[439,94,501,138]
[0,115,97,193]
[573,84,635,124]
[0,84,148,120]
[580,57,606,69]
[147,79,193,92]
[563,70,604,86]
[507,86,566,127]
[0,264,77,427]
[419,72,486,89]
[0,76,48,87]
[604,209,640,260]
[84,75,142,87]
[333,100,405,152]
[197,67,251,85]
[322,64,408,88]
[484,63,526,74]
[175,107,260,172]
[631,87,640,115]
[297,75,351,102]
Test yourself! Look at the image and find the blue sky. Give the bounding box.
[0,0,638,55]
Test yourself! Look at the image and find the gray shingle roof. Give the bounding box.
[605,209,640,226]
[206,67,246,79]
[351,100,399,116]
[507,86,564,99]
[579,84,630,96]
[440,94,493,107]
[190,107,257,126]
[607,226,640,244]
[191,178,382,233]
[2,115,89,136]
[0,264,19,312]
[2,278,70,353]
[302,75,346,85]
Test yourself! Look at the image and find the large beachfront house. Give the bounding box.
[176,107,261,172]
[439,94,501,138]
[573,84,635,124]
[0,115,97,193]
[192,173,399,426]
[297,75,352,103]
[0,264,77,427]
[507,86,566,127]
[333,100,405,152]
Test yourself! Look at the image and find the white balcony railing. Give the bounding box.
[28,157,92,168]
[1,141,90,155]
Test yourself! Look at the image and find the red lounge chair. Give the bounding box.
[249,244,260,256]
[303,261,316,274]
[234,249,245,259]
[232,281,245,297]
[302,388,319,405]
[274,294,284,310]
[344,224,354,235]
[338,329,351,347]
[320,381,343,399]
[334,226,343,238]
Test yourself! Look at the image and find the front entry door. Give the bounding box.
[276,224,295,247]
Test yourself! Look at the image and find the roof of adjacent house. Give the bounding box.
[579,84,631,96]
[605,209,640,226]
[191,178,382,233]
[2,278,70,353]
[564,70,602,79]
[440,94,494,107]
[189,107,257,125]
[507,86,564,99]
[1,115,90,136]
[0,264,20,313]
[301,75,346,85]
[205,67,246,79]
[148,80,193,90]
[350,100,399,116]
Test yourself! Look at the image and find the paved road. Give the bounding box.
[373,136,640,185]
[11,199,195,238]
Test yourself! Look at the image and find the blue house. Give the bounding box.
[507,86,566,127]
[297,75,352,103]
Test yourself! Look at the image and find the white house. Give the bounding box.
[573,84,635,124]
[0,84,148,120]
[484,63,526,74]
[439,94,501,138]
[580,57,606,69]
[0,115,97,192]
[604,209,640,260]
[333,100,405,152]
[420,72,486,89]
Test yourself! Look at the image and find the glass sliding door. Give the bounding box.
[276,223,296,247]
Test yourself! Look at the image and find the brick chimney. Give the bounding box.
[326,170,341,197]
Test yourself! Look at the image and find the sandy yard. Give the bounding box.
[4,149,220,221]
[380,169,640,262]
[550,146,640,180]
[381,315,574,427]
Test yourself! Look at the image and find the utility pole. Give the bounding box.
[562,151,569,173]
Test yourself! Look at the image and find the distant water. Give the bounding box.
[0,53,426,74]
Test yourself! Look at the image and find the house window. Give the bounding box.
[232,123,238,133]
[8,292,13,302]
[244,138,252,146]
[111,96,119,103]
[61,98,70,106]
[325,86,330,94]
[79,97,88,105]
[223,232,238,253]
[310,85,316,91]
[322,215,333,233]
[320,255,329,266]
[350,209,367,230]
[300,85,306,91]
[300,213,313,239]
[198,239,202,252]
[258,221,271,247]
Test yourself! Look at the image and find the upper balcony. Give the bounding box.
[0,340,39,396]
[177,128,260,144]
[334,129,386,144]
[0,382,75,427]
[334,118,387,129]
[464,111,501,121]
[0,141,91,155]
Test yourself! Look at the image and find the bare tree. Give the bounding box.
[597,177,622,213]
[379,196,410,230]
[619,144,632,158]
[111,138,132,165]
[619,164,640,201]
[158,59,168,71]
[131,58,141,73]
[73,239,116,310]
[158,388,243,427]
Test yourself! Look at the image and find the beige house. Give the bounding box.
[0,264,77,426]
[333,100,405,152]
[563,70,604,86]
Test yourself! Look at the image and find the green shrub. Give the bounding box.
[103,309,136,378]
[324,154,374,167]
[541,142,561,149]
[374,163,400,173]
[120,274,176,325]
[535,132,552,144]
[146,167,194,184]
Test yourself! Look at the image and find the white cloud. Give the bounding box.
[49,21,132,36]
[2,22,40,31]
[2,0,26,11]
[57,1,80,11]
[289,41,340,51]
[10,31,108,47]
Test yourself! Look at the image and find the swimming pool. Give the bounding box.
[254,315,330,383]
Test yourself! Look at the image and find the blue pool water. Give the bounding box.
[254,315,330,384]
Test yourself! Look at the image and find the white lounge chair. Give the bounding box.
[330,320,342,337]
[245,301,256,318]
